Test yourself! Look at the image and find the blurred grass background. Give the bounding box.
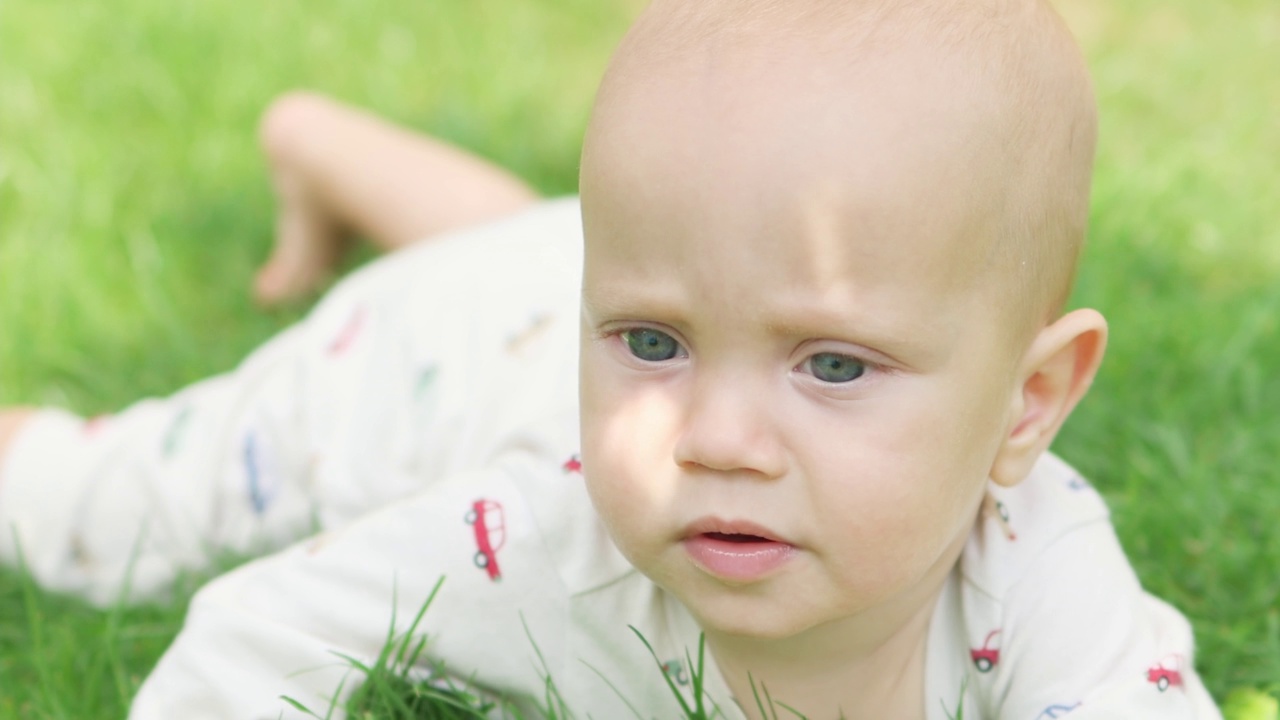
[0,0,1275,716]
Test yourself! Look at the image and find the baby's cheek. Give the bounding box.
[826,466,975,571]
[581,426,643,520]
[888,475,985,575]
[591,386,677,469]
[581,459,656,574]
[584,452,650,521]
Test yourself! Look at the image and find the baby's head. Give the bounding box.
[577,0,1107,650]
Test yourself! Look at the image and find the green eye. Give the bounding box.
[621,328,681,362]
[808,353,866,383]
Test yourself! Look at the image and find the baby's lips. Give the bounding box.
[680,516,794,545]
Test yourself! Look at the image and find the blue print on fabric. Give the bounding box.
[243,433,271,514]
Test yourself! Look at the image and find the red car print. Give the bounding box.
[562,455,582,473]
[1147,655,1185,692]
[465,499,507,581]
[83,414,111,436]
[970,629,1002,673]
[327,306,366,356]
[1036,702,1081,719]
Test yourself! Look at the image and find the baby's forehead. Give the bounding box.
[583,42,1009,293]
[586,2,1019,234]
[583,162,999,310]
[584,0,1096,333]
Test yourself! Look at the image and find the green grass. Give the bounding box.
[282,583,774,720]
[1057,0,1280,701]
[0,0,1277,716]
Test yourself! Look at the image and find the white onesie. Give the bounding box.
[0,199,1221,719]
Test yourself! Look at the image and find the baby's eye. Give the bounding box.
[620,328,683,362]
[805,352,866,383]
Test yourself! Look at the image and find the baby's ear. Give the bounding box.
[990,309,1108,487]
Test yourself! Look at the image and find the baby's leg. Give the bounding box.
[255,92,540,305]
[0,199,583,607]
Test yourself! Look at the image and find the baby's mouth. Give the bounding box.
[703,532,772,543]
[683,527,797,581]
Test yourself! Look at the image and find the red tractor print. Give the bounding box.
[970,629,1002,673]
[465,499,506,581]
[562,455,582,473]
[1147,654,1185,692]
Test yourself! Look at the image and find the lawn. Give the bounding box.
[0,0,1276,716]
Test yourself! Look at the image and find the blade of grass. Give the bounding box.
[629,625,694,718]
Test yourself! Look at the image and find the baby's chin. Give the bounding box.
[688,601,855,648]
[647,569,852,644]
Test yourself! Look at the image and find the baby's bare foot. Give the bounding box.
[253,175,348,306]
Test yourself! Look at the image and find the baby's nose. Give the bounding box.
[671,375,786,479]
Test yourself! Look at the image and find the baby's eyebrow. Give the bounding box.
[758,308,951,368]
[579,288,687,325]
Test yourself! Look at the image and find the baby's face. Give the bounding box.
[578,34,1032,642]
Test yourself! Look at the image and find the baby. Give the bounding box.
[0,0,1223,718]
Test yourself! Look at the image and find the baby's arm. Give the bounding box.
[990,520,1223,718]
[129,445,581,720]
[128,410,699,720]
